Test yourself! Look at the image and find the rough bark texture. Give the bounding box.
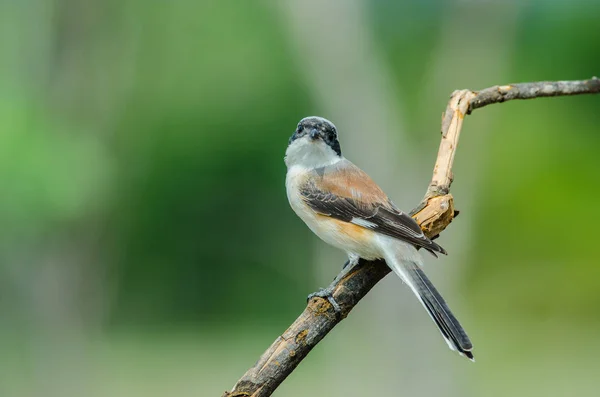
[468,78,600,112]
[222,77,600,397]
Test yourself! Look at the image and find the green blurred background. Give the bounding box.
[1,0,599,396]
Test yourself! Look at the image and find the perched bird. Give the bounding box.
[285,116,474,361]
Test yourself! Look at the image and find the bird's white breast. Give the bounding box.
[285,165,318,225]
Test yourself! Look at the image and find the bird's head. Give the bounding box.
[285,116,342,168]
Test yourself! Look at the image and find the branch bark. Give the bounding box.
[222,77,600,397]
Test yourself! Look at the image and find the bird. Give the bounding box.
[284,116,474,361]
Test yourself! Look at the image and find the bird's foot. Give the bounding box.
[307,287,341,317]
[306,257,360,318]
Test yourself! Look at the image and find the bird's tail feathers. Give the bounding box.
[385,251,474,361]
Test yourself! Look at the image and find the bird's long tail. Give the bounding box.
[385,249,474,361]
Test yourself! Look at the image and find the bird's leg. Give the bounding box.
[307,257,360,316]
[341,259,352,269]
[332,256,359,283]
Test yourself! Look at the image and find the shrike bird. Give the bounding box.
[285,116,474,361]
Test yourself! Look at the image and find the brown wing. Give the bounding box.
[301,160,446,256]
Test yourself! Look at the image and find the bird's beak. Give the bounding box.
[309,129,320,140]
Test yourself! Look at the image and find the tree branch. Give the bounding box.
[222,77,600,397]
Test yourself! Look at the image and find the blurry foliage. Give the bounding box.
[1,2,600,393]
[107,2,317,324]
[0,0,598,323]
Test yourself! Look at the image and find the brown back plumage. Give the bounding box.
[303,159,446,256]
[315,160,392,207]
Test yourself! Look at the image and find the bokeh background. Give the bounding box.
[2,0,600,396]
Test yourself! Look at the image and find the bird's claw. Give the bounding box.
[307,287,342,317]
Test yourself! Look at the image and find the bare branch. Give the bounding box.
[222,77,600,397]
[469,78,600,112]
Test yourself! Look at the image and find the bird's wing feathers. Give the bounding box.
[300,160,446,256]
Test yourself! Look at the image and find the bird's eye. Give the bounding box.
[297,126,303,133]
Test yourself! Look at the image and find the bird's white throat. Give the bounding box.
[285,137,341,169]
